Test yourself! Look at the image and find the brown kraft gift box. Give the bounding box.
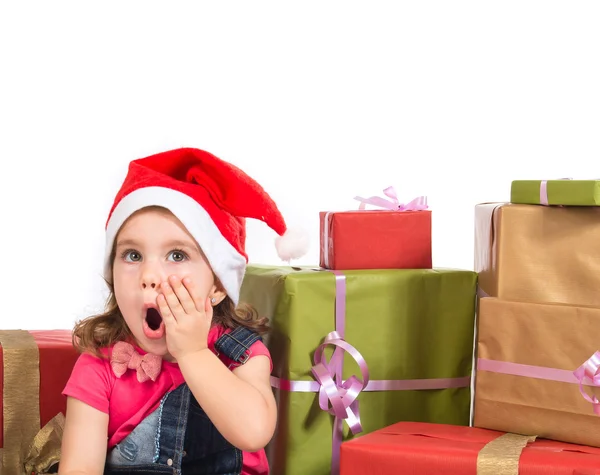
[474,203,600,306]
[474,297,600,447]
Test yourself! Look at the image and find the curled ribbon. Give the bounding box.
[311,331,370,435]
[574,351,600,415]
[310,328,370,475]
[354,186,428,211]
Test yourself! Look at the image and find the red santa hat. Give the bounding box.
[104,147,308,305]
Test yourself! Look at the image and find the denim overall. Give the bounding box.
[104,327,262,475]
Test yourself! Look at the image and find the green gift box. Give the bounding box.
[239,265,477,475]
[510,179,600,206]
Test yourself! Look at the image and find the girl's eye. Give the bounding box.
[122,250,142,262]
[168,250,188,262]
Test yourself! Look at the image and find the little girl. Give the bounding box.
[58,148,307,475]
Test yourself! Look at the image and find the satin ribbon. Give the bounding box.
[478,358,579,384]
[539,181,549,206]
[478,356,600,415]
[271,270,471,475]
[322,211,334,269]
[320,270,363,475]
[574,352,600,415]
[271,375,471,393]
[311,330,369,468]
[354,186,428,211]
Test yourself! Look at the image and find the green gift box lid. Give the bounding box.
[511,179,600,206]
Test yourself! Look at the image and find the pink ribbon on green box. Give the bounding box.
[270,270,471,475]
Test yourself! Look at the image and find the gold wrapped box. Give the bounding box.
[475,202,600,307]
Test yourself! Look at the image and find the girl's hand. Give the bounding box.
[157,275,212,361]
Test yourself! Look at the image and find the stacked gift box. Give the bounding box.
[473,180,600,445]
[240,189,479,474]
[338,179,600,474]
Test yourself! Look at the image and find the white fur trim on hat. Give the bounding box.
[104,186,247,305]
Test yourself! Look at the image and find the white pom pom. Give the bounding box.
[275,228,310,261]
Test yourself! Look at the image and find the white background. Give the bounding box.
[1,2,598,330]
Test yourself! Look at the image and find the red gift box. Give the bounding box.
[340,422,600,475]
[0,330,79,473]
[319,210,432,270]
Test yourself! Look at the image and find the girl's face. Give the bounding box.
[112,207,219,357]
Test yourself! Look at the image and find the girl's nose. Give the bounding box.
[141,263,162,290]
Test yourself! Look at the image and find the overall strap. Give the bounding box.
[214,327,262,365]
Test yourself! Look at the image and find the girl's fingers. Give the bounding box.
[161,280,185,318]
[168,275,196,314]
[182,277,206,313]
[157,294,176,324]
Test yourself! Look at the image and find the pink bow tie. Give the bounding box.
[110,341,162,383]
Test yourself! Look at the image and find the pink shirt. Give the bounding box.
[63,325,271,475]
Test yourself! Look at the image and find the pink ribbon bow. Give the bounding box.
[354,186,428,211]
[311,331,370,433]
[573,351,600,415]
[310,323,370,475]
[110,341,162,383]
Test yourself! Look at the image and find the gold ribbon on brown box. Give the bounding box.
[0,330,64,475]
[477,433,537,475]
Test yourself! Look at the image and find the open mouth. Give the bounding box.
[145,308,163,331]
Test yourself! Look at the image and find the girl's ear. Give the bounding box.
[209,278,227,306]
[209,288,227,306]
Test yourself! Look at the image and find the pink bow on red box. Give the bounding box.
[354,186,428,211]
